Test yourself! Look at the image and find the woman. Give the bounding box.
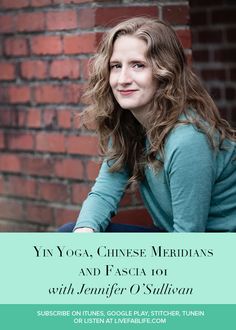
[62,17,236,233]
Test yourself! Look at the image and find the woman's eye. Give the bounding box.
[133,63,144,69]
[110,64,121,70]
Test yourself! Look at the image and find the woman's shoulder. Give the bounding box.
[166,109,215,148]
[165,119,235,159]
[166,121,207,148]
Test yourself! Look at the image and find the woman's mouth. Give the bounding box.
[118,89,137,96]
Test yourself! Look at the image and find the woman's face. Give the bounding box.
[109,35,157,125]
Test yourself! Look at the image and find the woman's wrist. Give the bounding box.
[74,227,94,233]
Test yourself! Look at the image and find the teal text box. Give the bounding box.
[0,233,235,304]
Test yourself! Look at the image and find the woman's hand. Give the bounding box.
[74,227,94,233]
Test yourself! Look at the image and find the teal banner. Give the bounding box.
[0,304,235,330]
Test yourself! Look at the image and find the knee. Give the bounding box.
[57,221,76,232]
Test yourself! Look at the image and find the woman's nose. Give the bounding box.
[118,68,132,84]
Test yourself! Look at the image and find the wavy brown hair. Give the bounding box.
[81,17,236,182]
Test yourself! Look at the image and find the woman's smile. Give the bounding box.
[118,89,138,96]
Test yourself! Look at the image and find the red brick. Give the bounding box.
[191,30,198,43]
[120,191,132,207]
[27,108,42,128]
[58,110,71,129]
[230,68,236,81]
[190,9,208,26]
[80,58,90,80]
[34,84,64,104]
[72,111,81,129]
[22,156,54,177]
[226,28,236,43]
[16,12,45,32]
[0,62,15,80]
[192,50,210,62]
[0,154,20,173]
[218,107,229,121]
[95,32,104,49]
[36,132,66,153]
[0,199,24,221]
[66,135,98,155]
[54,0,93,3]
[25,203,53,225]
[211,8,236,24]
[0,221,39,232]
[64,83,82,104]
[39,181,68,202]
[50,59,80,79]
[4,176,37,199]
[0,0,30,9]
[201,69,226,81]
[16,110,26,127]
[46,10,78,30]
[8,86,31,103]
[197,30,223,44]
[78,8,95,29]
[42,109,56,128]
[134,189,144,205]
[20,60,47,80]
[0,15,15,33]
[7,132,34,150]
[0,176,4,193]
[63,34,97,54]
[186,53,192,67]
[86,160,100,181]
[0,109,11,127]
[0,131,5,149]
[71,183,91,204]
[31,35,62,55]
[4,37,28,56]
[0,87,8,103]
[231,108,236,122]
[55,158,83,179]
[214,49,236,63]
[54,207,78,227]
[190,0,223,5]
[95,6,159,27]
[163,5,189,25]
[0,109,27,128]
[210,87,222,101]
[176,29,191,49]
[31,0,52,7]
[112,208,153,227]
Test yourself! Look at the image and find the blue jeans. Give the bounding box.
[57,221,161,232]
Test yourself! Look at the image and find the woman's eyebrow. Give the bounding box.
[110,58,147,63]
[130,59,147,63]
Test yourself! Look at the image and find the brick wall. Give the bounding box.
[191,0,236,125]
[0,0,191,231]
